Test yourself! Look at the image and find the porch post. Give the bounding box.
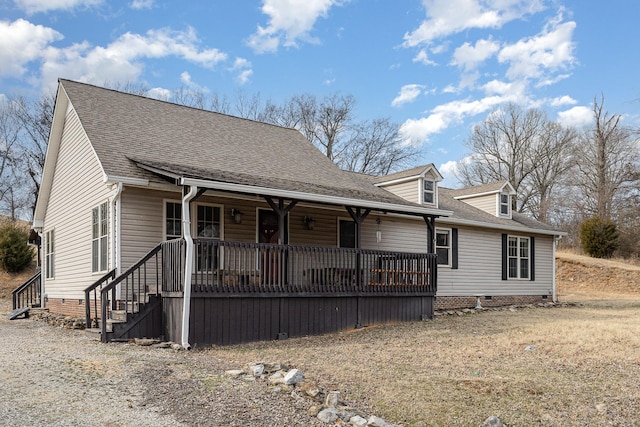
[423,214,437,293]
[346,207,371,330]
[263,196,298,244]
[180,185,198,350]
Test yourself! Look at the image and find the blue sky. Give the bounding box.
[1,0,639,186]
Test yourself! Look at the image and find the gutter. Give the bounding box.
[109,182,123,298]
[180,185,198,350]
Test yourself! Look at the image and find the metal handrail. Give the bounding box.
[84,269,116,328]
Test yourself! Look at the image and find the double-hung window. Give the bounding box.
[436,229,451,266]
[500,193,510,216]
[45,230,55,279]
[507,236,530,279]
[165,202,182,239]
[92,202,109,273]
[423,179,435,204]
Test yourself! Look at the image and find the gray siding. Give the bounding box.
[459,194,497,216]
[380,180,420,204]
[43,105,112,299]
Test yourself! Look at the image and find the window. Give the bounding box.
[165,202,182,239]
[507,236,529,279]
[500,193,510,216]
[423,179,435,204]
[196,204,221,271]
[436,229,451,266]
[45,230,54,279]
[339,220,356,248]
[92,202,108,273]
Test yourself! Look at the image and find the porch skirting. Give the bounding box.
[163,294,434,346]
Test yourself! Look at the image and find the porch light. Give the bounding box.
[304,216,315,230]
[231,208,243,224]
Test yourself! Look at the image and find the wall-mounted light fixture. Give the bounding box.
[231,208,243,224]
[304,216,315,230]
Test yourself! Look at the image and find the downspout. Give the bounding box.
[181,185,198,350]
[110,182,123,298]
[552,235,560,303]
[37,230,44,308]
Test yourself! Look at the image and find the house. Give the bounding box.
[25,79,563,347]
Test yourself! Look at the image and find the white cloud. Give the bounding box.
[39,27,227,92]
[498,14,576,82]
[0,19,62,78]
[391,84,425,107]
[399,95,506,144]
[557,106,592,127]
[229,57,253,85]
[550,95,576,107]
[146,87,171,100]
[403,0,545,47]
[246,0,345,53]
[438,160,461,187]
[129,0,154,10]
[14,0,102,14]
[413,49,436,65]
[451,38,500,71]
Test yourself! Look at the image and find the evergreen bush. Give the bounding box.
[579,217,619,258]
[0,224,34,273]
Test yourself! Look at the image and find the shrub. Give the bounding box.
[0,224,34,273]
[579,216,619,258]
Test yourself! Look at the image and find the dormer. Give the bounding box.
[374,164,444,208]
[449,181,516,219]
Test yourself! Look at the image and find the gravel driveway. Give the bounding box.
[0,300,323,427]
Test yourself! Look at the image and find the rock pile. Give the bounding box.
[28,309,86,329]
[434,301,580,317]
[225,362,401,426]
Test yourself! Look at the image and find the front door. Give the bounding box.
[257,209,287,283]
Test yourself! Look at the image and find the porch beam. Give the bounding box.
[422,215,436,254]
[345,206,371,249]
[263,196,298,244]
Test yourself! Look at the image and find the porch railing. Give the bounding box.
[84,269,116,328]
[12,269,42,310]
[190,239,436,295]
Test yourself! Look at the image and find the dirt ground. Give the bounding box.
[1,251,640,426]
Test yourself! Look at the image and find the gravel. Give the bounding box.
[0,299,324,427]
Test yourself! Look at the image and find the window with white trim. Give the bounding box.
[500,193,510,216]
[507,236,529,279]
[92,202,109,273]
[45,230,55,279]
[423,179,435,204]
[165,201,182,240]
[195,204,222,271]
[436,229,451,266]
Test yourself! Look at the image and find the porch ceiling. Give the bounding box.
[130,157,452,218]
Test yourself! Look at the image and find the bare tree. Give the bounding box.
[0,99,19,208]
[339,118,418,175]
[572,95,639,220]
[458,104,547,210]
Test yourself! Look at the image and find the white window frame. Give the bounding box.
[194,203,224,272]
[422,178,436,205]
[435,228,451,267]
[163,199,183,240]
[499,193,511,217]
[507,236,530,280]
[92,202,109,273]
[45,229,55,279]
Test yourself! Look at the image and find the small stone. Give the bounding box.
[481,415,504,427]
[317,408,339,424]
[325,390,340,408]
[241,375,256,382]
[308,405,322,417]
[263,362,285,373]
[268,372,285,385]
[249,364,264,377]
[133,338,159,346]
[225,369,245,377]
[170,343,183,351]
[284,368,304,385]
[350,415,368,427]
[299,380,320,398]
[152,342,171,349]
[595,403,607,413]
[367,415,389,427]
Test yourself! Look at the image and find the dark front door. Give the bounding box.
[258,210,288,284]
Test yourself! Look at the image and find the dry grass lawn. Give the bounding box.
[1,251,639,425]
[200,251,640,426]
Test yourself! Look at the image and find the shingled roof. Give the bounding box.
[57,79,448,216]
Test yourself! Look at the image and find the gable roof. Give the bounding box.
[373,163,443,185]
[36,79,451,220]
[438,188,561,235]
[449,181,516,199]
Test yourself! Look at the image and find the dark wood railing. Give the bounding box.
[84,269,116,328]
[162,238,185,293]
[12,269,42,310]
[190,239,436,296]
[99,243,162,341]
